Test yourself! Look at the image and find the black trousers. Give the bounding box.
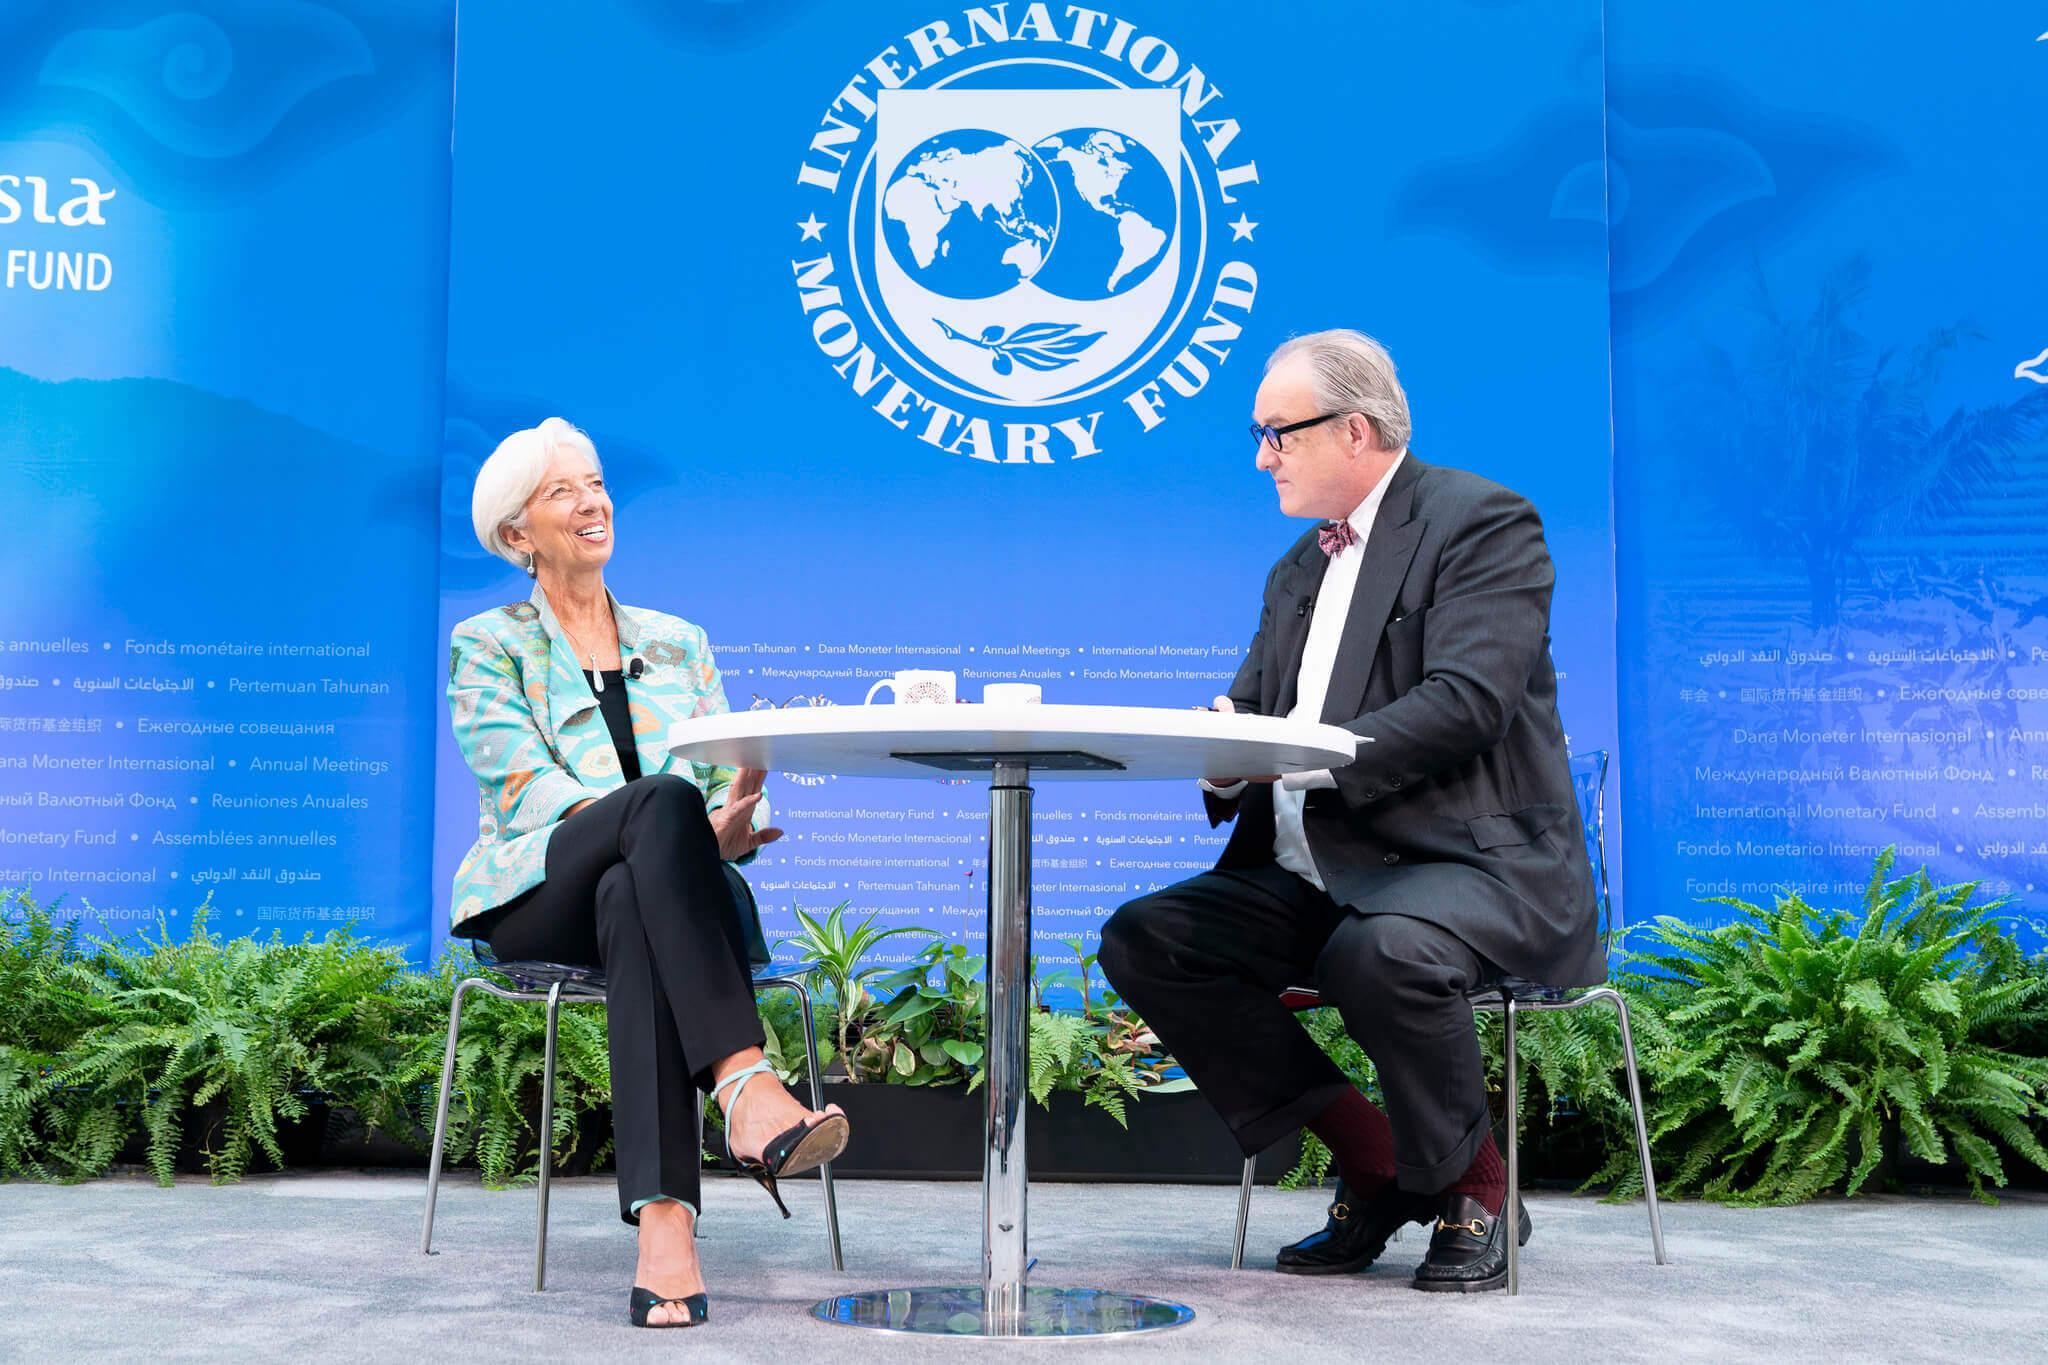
[484,775,764,1223]
[1098,863,1493,1193]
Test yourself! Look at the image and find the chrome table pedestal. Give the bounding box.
[668,705,1355,1339]
[809,758,1194,1339]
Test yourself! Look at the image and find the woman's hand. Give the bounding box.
[709,767,784,860]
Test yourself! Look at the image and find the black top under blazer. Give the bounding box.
[1209,453,1605,989]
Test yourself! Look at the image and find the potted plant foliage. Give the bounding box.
[771,908,1301,1182]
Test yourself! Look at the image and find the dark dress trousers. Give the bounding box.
[464,669,768,1224]
[1098,455,1602,1193]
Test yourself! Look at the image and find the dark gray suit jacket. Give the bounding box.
[1209,454,1605,988]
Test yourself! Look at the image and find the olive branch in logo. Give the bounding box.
[933,318,1106,375]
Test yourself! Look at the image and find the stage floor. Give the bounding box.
[3,1171,2044,1360]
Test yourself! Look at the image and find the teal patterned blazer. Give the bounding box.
[445,584,763,933]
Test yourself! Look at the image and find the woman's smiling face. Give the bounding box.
[511,450,613,575]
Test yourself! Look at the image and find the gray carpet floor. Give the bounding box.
[2,1170,2045,1362]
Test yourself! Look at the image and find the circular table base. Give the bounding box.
[810,1285,1195,1337]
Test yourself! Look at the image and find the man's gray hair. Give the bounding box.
[470,417,603,567]
[1265,329,1411,452]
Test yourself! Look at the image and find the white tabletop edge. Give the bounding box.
[666,703,1358,782]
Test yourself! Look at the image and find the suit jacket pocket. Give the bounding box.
[1383,607,1428,685]
[1467,803,1565,850]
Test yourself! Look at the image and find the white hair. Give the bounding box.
[1265,329,1412,452]
[470,417,603,567]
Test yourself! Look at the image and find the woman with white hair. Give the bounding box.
[446,417,848,1329]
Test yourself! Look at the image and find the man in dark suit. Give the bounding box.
[1097,329,1602,1293]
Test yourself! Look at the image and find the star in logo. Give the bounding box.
[1228,213,1258,242]
[2017,347,2048,384]
[796,214,826,241]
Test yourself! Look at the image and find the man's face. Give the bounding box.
[1252,360,1368,520]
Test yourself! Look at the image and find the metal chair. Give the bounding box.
[1229,750,1666,1293]
[419,951,844,1289]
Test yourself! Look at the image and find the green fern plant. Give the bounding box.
[1011,1010,1139,1126]
[1476,994,1639,1186]
[354,945,613,1188]
[1006,953,1189,1128]
[1977,950,2048,1060]
[0,889,96,1049]
[44,901,411,1185]
[1616,849,2048,1204]
[1026,1011,1104,1101]
[0,889,107,1178]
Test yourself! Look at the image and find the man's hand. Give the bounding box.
[1205,695,1279,786]
[710,767,785,860]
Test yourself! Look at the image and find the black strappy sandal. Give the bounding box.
[711,1060,851,1218]
[629,1286,707,1328]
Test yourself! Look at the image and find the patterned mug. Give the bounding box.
[863,669,957,705]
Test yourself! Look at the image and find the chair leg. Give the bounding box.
[1504,996,1520,1296]
[421,977,479,1255]
[1607,990,1667,1265]
[692,1085,706,1241]
[535,980,563,1292]
[782,977,844,1272]
[1231,1155,1255,1270]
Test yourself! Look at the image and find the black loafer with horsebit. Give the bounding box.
[1276,1180,1435,1276]
[1411,1193,1534,1293]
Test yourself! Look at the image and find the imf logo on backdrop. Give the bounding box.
[790,7,1262,463]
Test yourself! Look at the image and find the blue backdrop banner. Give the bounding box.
[432,0,1620,966]
[14,3,2034,967]
[0,1,455,961]
[1607,1,2048,950]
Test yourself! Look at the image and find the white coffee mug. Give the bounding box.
[982,683,1042,705]
[864,669,957,705]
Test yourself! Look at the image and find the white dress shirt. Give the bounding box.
[1204,451,1407,891]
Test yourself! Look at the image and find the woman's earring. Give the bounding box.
[526,552,537,577]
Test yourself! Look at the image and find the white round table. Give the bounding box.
[670,703,1357,1339]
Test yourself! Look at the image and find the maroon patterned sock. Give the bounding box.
[1305,1088,1396,1196]
[1445,1132,1507,1216]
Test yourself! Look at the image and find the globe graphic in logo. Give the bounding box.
[1030,128,1175,300]
[881,130,1059,301]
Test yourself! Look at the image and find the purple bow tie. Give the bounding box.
[1318,520,1360,556]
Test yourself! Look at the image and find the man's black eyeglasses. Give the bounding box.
[1249,412,1346,452]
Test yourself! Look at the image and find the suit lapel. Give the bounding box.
[530,584,612,784]
[1270,547,1326,717]
[1322,457,1427,724]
